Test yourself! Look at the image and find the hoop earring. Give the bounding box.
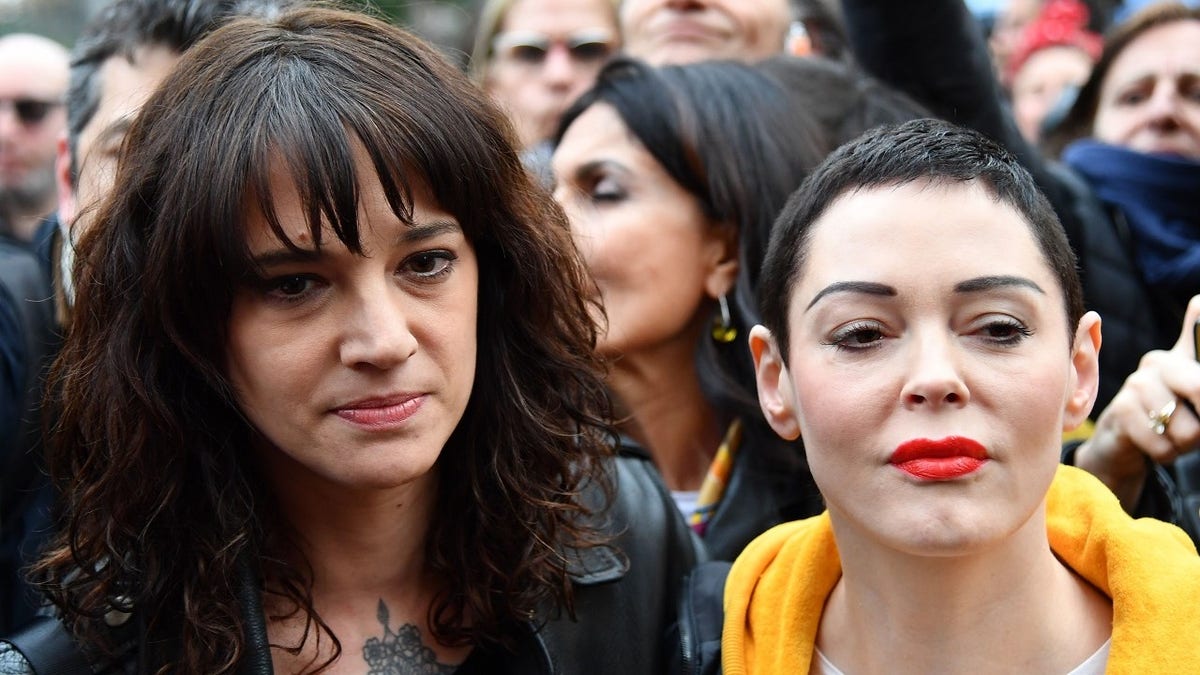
[711,294,738,344]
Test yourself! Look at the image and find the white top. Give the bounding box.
[810,638,1111,675]
[671,490,700,519]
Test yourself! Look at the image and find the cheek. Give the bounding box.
[225,306,314,416]
[789,353,880,455]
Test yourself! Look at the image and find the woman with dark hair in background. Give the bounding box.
[0,6,697,672]
[552,58,829,560]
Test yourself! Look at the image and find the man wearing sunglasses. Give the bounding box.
[0,34,68,246]
[470,0,621,179]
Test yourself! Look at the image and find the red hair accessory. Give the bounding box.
[1005,0,1103,85]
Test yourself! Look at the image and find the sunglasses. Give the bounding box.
[492,29,615,66]
[0,98,63,126]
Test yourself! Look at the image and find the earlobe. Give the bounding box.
[749,325,801,441]
[703,224,739,299]
[55,134,75,225]
[1063,311,1102,431]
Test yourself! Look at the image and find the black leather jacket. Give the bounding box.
[0,452,702,674]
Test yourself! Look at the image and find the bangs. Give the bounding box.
[177,24,516,284]
[111,10,527,374]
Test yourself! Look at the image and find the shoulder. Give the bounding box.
[532,454,702,675]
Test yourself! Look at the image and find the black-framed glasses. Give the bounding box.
[0,98,63,126]
[492,29,615,67]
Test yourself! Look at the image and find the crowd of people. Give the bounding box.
[0,0,1197,672]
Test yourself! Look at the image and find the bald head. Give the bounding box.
[0,33,68,240]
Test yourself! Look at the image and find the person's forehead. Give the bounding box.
[1105,20,1200,80]
[80,45,180,143]
[503,0,617,31]
[0,44,68,98]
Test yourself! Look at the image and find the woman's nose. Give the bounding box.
[899,331,970,410]
[338,285,419,369]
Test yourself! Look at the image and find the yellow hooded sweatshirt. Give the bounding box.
[722,465,1200,674]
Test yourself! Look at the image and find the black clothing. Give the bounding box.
[0,219,58,636]
[0,452,702,674]
[622,426,823,562]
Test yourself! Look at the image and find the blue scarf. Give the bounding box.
[1062,140,1200,296]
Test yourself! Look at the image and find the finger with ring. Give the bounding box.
[1148,398,1179,436]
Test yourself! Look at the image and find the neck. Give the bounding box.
[819,504,1112,674]
[263,462,461,671]
[608,339,723,491]
[268,469,437,597]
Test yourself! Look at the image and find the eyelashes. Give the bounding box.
[822,317,1035,352]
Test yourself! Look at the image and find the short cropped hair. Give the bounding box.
[66,0,295,177]
[759,118,1084,361]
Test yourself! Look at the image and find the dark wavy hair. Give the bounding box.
[36,6,613,673]
[555,57,826,425]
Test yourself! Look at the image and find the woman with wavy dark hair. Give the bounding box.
[551,58,828,560]
[0,6,698,673]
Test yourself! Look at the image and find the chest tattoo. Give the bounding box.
[362,599,458,674]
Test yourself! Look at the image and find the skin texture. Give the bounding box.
[619,0,791,65]
[753,180,1097,554]
[749,179,1109,674]
[228,155,477,496]
[1010,45,1094,144]
[483,0,618,149]
[1091,19,1200,158]
[551,102,734,359]
[0,33,68,240]
[228,144,479,670]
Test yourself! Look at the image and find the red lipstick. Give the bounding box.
[333,393,424,430]
[890,436,988,480]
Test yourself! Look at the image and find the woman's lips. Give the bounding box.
[333,394,425,430]
[889,436,989,480]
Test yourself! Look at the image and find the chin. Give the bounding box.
[869,507,1018,557]
[652,43,723,66]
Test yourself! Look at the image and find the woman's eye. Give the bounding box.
[1117,88,1149,105]
[590,176,626,203]
[826,322,886,351]
[403,250,456,279]
[262,274,320,303]
[977,319,1033,346]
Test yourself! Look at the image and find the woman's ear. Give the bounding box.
[704,223,739,299]
[1064,311,1102,431]
[749,325,801,440]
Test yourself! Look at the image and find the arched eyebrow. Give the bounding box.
[805,281,895,311]
[953,275,1044,295]
[804,275,1044,312]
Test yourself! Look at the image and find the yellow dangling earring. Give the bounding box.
[711,294,738,344]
